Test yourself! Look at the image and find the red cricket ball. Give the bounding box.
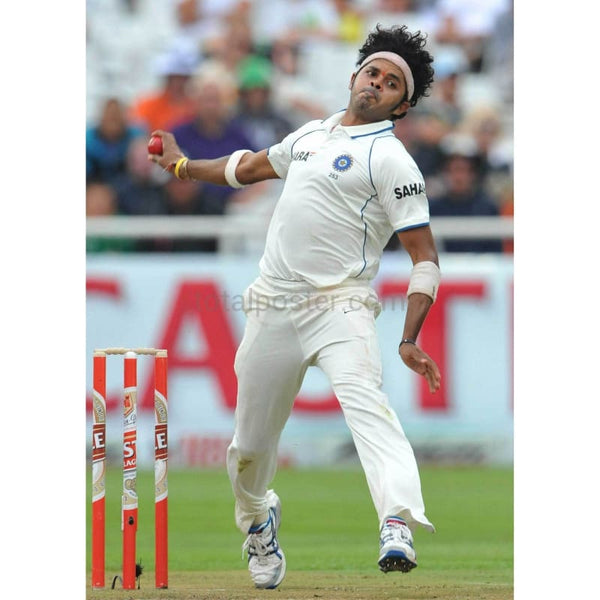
[148,135,163,155]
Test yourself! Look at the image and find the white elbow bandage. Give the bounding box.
[407,261,441,303]
[224,149,251,188]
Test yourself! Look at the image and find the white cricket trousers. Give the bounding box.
[226,275,434,534]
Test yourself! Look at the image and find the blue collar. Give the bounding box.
[322,110,394,139]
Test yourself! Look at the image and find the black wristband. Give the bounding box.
[399,338,416,348]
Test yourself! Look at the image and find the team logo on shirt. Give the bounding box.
[332,154,354,172]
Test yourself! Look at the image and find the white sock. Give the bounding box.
[251,512,269,527]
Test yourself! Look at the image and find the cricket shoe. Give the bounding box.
[242,490,286,589]
[378,516,417,573]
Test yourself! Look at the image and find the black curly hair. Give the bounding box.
[356,24,434,119]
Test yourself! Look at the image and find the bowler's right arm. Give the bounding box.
[148,131,280,186]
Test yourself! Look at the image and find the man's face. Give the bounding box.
[348,59,410,123]
[193,83,227,123]
[444,155,476,196]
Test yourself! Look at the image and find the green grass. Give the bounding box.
[86,466,513,598]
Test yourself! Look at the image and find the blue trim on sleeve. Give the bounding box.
[395,221,430,233]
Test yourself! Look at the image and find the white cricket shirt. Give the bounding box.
[261,110,430,288]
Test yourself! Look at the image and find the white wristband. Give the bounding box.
[224,149,251,188]
[407,261,441,303]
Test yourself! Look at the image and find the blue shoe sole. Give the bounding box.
[378,550,417,573]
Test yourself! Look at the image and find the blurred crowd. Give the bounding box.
[86,0,514,254]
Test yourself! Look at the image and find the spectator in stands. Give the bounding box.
[114,137,169,215]
[269,38,327,128]
[235,55,294,150]
[409,113,450,180]
[170,60,257,217]
[429,145,503,253]
[86,97,145,186]
[482,0,513,103]
[174,0,250,52]
[86,0,175,120]
[404,47,468,186]
[86,181,135,253]
[163,60,265,251]
[424,46,468,127]
[161,177,221,252]
[332,0,366,43]
[163,177,204,216]
[461,105,512,185]
[426,0,510,72]
[251,0,341,47]
[129,44,199,132]
[202,4,256,73]
[364,0,429,35]
[86,181,117,218]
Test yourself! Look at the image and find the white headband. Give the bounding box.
[359,51,414,101]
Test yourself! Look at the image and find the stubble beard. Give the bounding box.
[352,90,385,122]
